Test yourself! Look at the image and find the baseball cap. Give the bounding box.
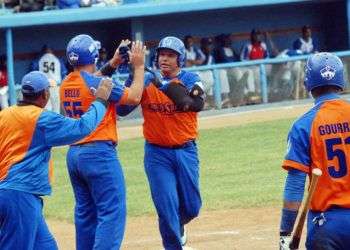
[21,71,50,94]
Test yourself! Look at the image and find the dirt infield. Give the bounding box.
[49,103,312,250]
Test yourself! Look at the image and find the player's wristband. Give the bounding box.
[100,63,116,77]
[95,98,108,107]
[280,208,298,234]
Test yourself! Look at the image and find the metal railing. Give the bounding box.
[11,50,350,109]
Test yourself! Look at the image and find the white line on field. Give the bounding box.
[251,237,265,240]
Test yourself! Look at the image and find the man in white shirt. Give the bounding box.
[38,47,67,113]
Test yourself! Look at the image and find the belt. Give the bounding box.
[72,141,116,147]
[147,140,195,149]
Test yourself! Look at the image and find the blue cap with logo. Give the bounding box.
[21,71,50,94]
[304,52,345,92]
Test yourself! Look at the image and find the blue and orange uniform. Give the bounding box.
[118,69,203,249]
[282,93,350,248]
[0,71,107,250]
[280,53,350,249]
[60,70,129,250]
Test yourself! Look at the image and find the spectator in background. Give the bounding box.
[196,37,215,108]
[265,32,306,101]
[239,29,269,103]
[57,0,80,8]
[212,34,238,107]
[240,29,269,61]
[293,25,316,54]
[184,35,204,67]
[214,33,256,107]
[13,0,45,12]
[0,55,8,110]
[214,33,239,63]
[200,37,214,65]
[4,0,18,9]
[38,46,67,113]
[96,47,109,70]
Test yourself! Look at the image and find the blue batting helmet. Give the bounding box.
[156,36,186,67]
[66,34,101,66]
[304,52,344,92]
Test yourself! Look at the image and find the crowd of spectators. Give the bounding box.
[174,25,317,108]
[1,0,122,12]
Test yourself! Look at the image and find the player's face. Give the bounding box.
[40,88,50,108]
[158,49,180,75]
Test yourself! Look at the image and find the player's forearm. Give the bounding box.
[125,66,144,104]
[44,101,106,146]
[96,62,118,77]
[280,169,306,234]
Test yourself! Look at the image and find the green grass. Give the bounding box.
[44,118,293,222]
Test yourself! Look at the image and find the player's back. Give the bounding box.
[309,97,350,211]
[39,53,62,83]
[60,71,117,144]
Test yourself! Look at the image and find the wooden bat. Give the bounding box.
[289,168,322,249]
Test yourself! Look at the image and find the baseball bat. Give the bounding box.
[289,168,322,249]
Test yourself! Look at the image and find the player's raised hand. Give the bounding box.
[110,39,131,67]
[129,41,146,69]
[95,78,113,101]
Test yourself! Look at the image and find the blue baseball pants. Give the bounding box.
[67,141,126,250]
[306,207,350,249]
[144,141,202,250]
[0,189,58,250]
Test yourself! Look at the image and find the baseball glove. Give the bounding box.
[163,80,192,111]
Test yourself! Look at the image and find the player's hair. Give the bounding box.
[302,25,311,33]
[311,85,342,98]
[22,86,46,101]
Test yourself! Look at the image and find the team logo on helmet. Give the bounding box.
[88,41,101,53]
[69,52,79,63]
[320,65,336,80]
[163,38,174,47]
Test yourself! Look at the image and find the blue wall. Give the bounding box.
[2,20,130,83]
[142,1,347,52]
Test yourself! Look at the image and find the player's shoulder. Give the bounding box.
[291,105,321,134]
[80,71,103,88]
[36,109,63,128]
[178,70,201,84]
[144,72,155,86]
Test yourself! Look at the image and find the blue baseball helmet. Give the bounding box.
[66,34,101,66]
[304,52,344,92]
[156,36,186,67]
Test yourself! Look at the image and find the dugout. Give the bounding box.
[0,0,348,106]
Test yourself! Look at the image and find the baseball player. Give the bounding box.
[279,53,350,249]
[117,36,204,250]
[0,71,112,250]
[60,34,146,250]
